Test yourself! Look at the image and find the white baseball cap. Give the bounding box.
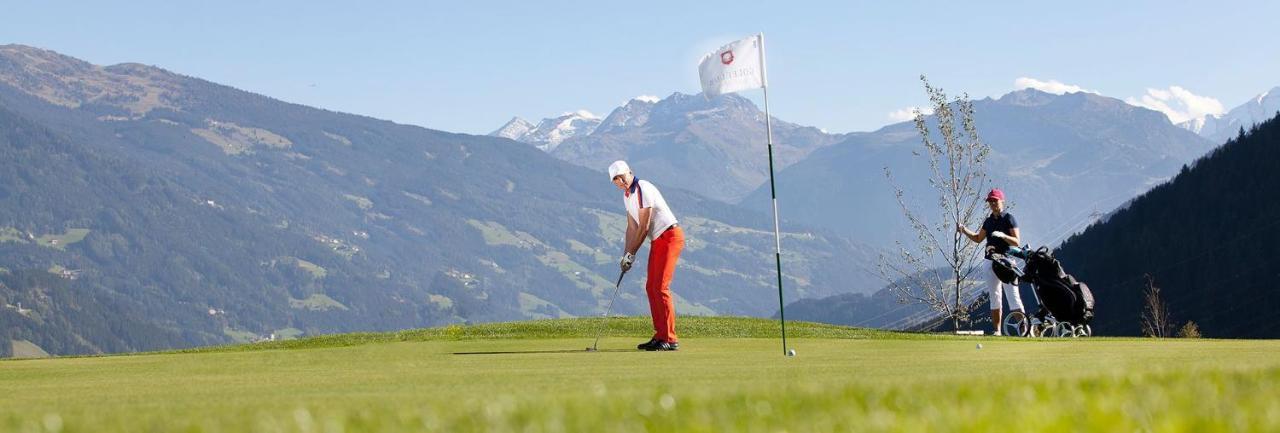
[608,160,631,180]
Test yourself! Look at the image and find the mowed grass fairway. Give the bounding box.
[2,317,1278,432]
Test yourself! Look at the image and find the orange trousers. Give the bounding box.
[646,226,684,343]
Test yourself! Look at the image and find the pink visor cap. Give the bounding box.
[986,188,1005,201]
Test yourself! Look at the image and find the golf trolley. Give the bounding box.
[1004,308,1091,338]
[988,246,1095,338]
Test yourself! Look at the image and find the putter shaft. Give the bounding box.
[589,270,627,351]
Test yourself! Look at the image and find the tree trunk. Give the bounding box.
[955,284,960,330]
[953,278,961,331]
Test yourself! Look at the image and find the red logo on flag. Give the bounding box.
[720,50,734,65]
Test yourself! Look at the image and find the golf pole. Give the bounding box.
[758,33,789,356]
[588,270,628,352]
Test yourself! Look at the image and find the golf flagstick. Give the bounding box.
[697,33,789,356]
[588,269,628,352]
[757,33,790,357]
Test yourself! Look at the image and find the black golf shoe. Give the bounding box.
[645,341,679,351]
[637,338,660,350]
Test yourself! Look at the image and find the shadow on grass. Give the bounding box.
[453,348,635,355]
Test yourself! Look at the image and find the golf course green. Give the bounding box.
[2,317,1277,432]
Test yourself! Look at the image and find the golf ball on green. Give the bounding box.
[787,349,796,356]
[976,343,983,349]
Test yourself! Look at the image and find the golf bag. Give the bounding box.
[1020,247,1094,325]
[989,252,1023,285]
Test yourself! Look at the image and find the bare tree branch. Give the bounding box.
[1141,274,1172,337]
[879,75,993,331]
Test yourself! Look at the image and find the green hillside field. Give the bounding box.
[1,317,1277,432]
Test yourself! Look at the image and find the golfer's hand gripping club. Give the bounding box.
[619,252,635,272]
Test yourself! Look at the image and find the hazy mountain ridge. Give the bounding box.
[547,92,845,202]
[742,89,1217,249]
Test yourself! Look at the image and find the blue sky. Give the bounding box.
[3,1,1278,134]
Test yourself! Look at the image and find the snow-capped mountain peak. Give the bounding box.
[489,117,535,140]
[496,110,601,152]
[1179,116,1207,133]
[594,97,660,135]
[488,110,601,151]
[1255,86,1280,104]
[562,109,600,120]
[1178,85,1280,144]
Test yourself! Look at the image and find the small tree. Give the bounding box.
[878,75,992,331]
[1140,274,1172,337]
[1177,321,1201,338]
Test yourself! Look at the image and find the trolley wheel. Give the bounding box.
[1034,321,1053,337]
[1056,322,1075,338]
[1004,311,1030,337]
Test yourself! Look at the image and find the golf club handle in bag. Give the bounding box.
[987,245,1032,261]
[1007,245,1029,259]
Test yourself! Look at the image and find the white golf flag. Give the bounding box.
[698,34,766,97]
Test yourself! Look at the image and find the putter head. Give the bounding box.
[585,347,597,352]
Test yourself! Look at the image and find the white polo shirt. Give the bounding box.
[624,178,679,241]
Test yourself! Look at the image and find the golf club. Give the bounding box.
[586,269,628,352]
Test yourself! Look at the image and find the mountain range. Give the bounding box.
[739,89,1218,249]
[1178,86,1280,144]
[0,45,878,357]
[491,110,602,152]
[495,87,1246,257]
[492,93,844,202]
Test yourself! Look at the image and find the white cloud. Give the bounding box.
[888,106,933,122]
[1014,77,1097,95]
[632,95,660,103]
[1123,86,1225,124]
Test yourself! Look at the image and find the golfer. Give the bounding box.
[958,188,1026,336]
[608,160,684,351]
